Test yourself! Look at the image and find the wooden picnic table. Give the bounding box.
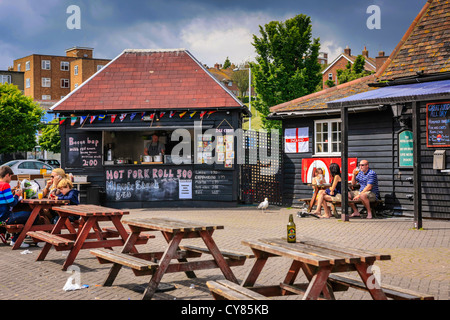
[91,217,252,300]
[241,237,392,300]
[27,204,149,271]
[10,199,70,250]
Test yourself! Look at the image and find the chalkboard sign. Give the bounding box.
[66,132,103,169]
[399,130,413,168]
[193,169,233,201]
[427,102,450,147]
[105,166,193,202]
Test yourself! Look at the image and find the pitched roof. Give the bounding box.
[51,49,244,113]
[322,52,376,75]
[379,0,449,80]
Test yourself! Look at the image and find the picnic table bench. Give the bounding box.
[91,217,252,300]
[207,280,269,300]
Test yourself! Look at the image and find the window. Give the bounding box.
[314,119,341,156]
[61,79,69,88]
[42,60,51,70]
[328,73,333,80]
[61,61,70,71]
[17,64,21,71]
[25,61,30,71]
[26,78,31,88]
[42,95,51,100]
[0,75,11,84]
[74,65,79,75]
[41,77,51,87]
[74,83,79,88]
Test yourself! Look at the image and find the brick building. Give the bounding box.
[12,47,110,102]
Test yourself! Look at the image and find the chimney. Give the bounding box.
[376,51,388,71]
[214,63,220,70]
[362,46,369,58]
[344,46,351,56]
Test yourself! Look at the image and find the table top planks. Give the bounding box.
[51,204,130,216]
[123,217,224,233]
[21,199,69,205]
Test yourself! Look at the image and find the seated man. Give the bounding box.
[349,160,380,219]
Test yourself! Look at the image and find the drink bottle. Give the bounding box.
[287,214,296,243]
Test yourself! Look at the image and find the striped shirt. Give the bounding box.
[0,181,19,221]
[356,169,380,199]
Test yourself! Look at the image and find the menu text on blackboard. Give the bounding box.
[426,102,450,147]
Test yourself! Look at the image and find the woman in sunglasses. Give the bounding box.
[42,168,67,199]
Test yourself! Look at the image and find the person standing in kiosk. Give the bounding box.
[144,134,165,157]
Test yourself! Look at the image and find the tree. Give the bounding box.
[39,119,61,153]
[223,57,231,69]
[0,83,44,154]
[231,69,249,97]
[336,55,373,85]
[251,14,322,130]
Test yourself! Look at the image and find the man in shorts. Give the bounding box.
[349,159,380,219]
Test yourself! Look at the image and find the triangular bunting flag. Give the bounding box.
[179,111,187,118]
[190,111,197,118]
[200,111,207,120]
[130,113,137,121]
[159,112,166,118]
[149,113,155,120]
[207,111,217,118]
[80,116,87,125]
[89,115,96,124]
[70,117,77,126]
[141,112,146,120]
[120,113,127,122]
[98,115,106,121]
[111,114,117,123]
[59,117,67,125]
[169,111,176,118]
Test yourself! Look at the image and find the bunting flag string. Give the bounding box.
[159,111,166,119]
[141,112,146,120]
[190,111,197,118]
[129,113,137,121]
[111,114,117,123]
[179,111,187,118]
[199,111,207,120]
[119,113,127,122]
[79,116,87,125]
[207,111,217,118]
[149,113,155,120]
[70,117,77,126]
[59,117,67,125]
[169,111,176,118]
[89,115,96,124]
[98,115,106,121]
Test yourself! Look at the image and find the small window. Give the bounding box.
[42,78,51,87]
[42,95,51,100]
[42,60,51,70]
[17,64,21,71]
[61,79,69,88]
[74,65,79,75]
[314,119,341,156]
[61,61,70,71]
[0,75,11,84]
[328,73,333,81]
[25,61,30,71]
[26,78,31,88]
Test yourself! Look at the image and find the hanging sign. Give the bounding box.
[399,130,413,168]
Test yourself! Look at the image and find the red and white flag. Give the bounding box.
[285,128,309,153]
[119,113,127,122]
[111,114,117,123]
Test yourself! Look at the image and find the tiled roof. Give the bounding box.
[379,0,450,80]
[51,49,243,113]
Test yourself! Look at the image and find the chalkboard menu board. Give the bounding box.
[427,102,450,147]
[193,169,233,201]
[66,132,103,169]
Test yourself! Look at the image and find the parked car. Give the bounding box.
[38,159,61,168]
[1,160,55,175]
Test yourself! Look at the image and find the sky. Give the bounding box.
[0,0,427,70]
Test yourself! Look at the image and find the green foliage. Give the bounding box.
[337,55,374,85]
[325,79,336,88]
[0,83,44,154]
[223,57,231,69]
[251,14,322,130]
[39,119,61,153]
[231,69,250,97]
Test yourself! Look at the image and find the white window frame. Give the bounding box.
[41,77,51,88]
[61,78,70,88]
[25,61,30,71]
[0,75,11,84]
[314,119,342,156]
[42,60,51,70]
[74,65,79,75]
[17,64,21,71]
[26,78,31,88]
[328,73,333,81]
[61,61,70,71]
[42,95,51,100]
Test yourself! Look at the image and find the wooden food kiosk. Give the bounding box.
[50,49,249,208]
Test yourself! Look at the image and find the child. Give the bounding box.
[51,178,79,223]
[312,168,326,185]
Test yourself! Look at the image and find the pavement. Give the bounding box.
[0,205,448,301]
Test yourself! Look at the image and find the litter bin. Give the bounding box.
[87,186,103,205]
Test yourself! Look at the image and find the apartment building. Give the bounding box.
[13,47,110,101]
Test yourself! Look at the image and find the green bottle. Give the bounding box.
[287,214,296,243]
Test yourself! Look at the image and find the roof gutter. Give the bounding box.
[267,105,387,120]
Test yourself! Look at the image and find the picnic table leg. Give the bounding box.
[161,231,196,279]
[142,232,184,300]
[12,205,42,250]
[302,265,332,300]
[36,214,68,261]
[111,216,138,254]
[103,228,142,287]
[241,249,269,287]
[300,262,335,300]
[355,262,387,300]
[200,230,238,284]
[308,186,319,212]
[62,217,96,271]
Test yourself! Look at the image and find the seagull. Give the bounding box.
[258,198,269,212]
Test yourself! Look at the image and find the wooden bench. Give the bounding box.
[179,245,255,261]
[27,231,74,247]
[207,280,270,300]
[101,227,156,242]
[91,248,159,271]
[327,199,384,218]
[328,274,434,300]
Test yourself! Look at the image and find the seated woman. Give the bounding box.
[50,178,79,224]
[42,168,67,199]
[0,166,33,248]
[312,163,342,219]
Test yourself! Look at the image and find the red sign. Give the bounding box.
[301,158,358,184]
